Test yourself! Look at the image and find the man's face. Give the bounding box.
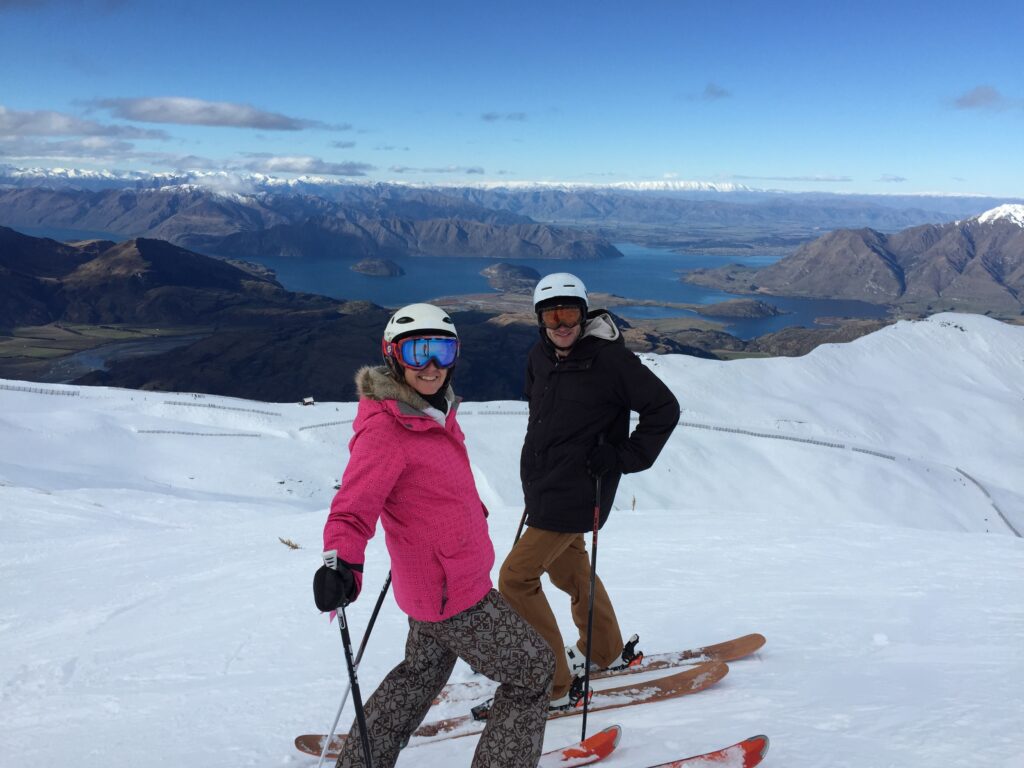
[539,303,584,353]
[545,321,582,351]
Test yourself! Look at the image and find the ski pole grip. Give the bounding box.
[314,550,355,610]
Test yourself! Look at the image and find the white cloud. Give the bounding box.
[0,134,226,171]
[94,97,343,131]
[0,135,134,160]
[0,105,166,139]
[481,112,528,122]
[681,82,732,102]
[733,174,852,183]
[701,82,731,101]
[954,85,1005,110]
[240,154,374,176]
[389,164,485,174]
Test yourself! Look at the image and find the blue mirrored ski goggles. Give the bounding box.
[386,336,460,370]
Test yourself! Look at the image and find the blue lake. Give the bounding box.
[256,243,890,340]
[19,227,890,340]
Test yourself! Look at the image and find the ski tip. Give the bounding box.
[603,723,623,748]
[587,723,622,751]
[739,734,770,764]
[751,734,770,757]
[550,724,621,765]
[689,660,729,689]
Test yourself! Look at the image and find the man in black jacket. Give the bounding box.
[498,272,680,709]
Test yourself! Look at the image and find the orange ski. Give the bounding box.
[295,723,623,763]
[647,734,769,767]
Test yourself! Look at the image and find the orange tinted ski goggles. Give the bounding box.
[538,305,584,329]
[536,307,585,331]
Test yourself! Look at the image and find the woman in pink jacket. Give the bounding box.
[317,303,554,768]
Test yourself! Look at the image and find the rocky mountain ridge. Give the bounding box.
[0,186,620,262]
[0,226,339,329]
[685,206,1024,316]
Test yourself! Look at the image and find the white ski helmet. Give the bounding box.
[381,302,459,380]
[533,272,588,311]
[383,302,458,342]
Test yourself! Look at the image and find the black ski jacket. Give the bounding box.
[520,311,680,533]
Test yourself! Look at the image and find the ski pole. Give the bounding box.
[581,443,603,742]
[513,509,528,545]
[322,551,375,768]
[317,571,392,768]
[337,601,374,768]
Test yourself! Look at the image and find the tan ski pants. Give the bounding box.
[498,527,624,700]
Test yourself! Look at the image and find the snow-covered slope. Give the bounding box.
[975,203,1024,227]
[1,313,1022,768]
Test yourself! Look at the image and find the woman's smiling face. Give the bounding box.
[403,360,445,397]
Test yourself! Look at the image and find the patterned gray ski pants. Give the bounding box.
[335,589,554,768]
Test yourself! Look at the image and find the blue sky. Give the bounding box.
[1,0,1022,195]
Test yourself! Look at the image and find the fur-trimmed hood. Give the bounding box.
[355,365,456,414]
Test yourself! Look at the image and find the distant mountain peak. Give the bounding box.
[974,204,1024,227]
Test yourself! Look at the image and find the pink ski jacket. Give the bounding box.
[323,366,494,622]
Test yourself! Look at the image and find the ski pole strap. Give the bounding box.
[322,550,364,573]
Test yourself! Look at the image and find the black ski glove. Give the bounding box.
[313,562,357,611]
[586,443,620,477]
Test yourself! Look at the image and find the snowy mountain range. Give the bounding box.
[0,165,749,194]
[2,313,1022,768]
[0,164,1012,200]
[2,164,1016,238]
[0,165,755,194]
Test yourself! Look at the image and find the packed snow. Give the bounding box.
[1,313,1022,768]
